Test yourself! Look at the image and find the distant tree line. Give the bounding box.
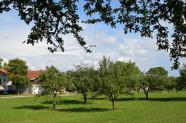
[37,57,186,110]
[1,57,186,110]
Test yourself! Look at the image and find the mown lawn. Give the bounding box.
[0,91,186,123]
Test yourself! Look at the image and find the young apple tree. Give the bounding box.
[38,66,68,110]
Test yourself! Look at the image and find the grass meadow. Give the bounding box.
[0,91,186,123]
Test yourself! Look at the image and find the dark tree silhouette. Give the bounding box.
[0,0,185,68]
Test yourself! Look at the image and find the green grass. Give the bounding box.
[0,91,186,123]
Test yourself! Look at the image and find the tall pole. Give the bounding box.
[89,45,96,68]
[90,23,96,68]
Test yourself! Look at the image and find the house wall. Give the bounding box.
[19,86,32,94]
[31,84,44,95]
[0,74,8,86]
[18,84,44,95]
[0,73,8,94]
[0,72,44,95]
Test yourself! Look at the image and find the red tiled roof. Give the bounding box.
[27,70,44,80]
[0,69,8,75]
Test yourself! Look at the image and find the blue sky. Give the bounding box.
[0,8,185,76]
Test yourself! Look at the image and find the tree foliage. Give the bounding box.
[141,67,168,99]
[98,57,141,110]
[8,58,29,95]
[176,64,186,90]
[164,76,177,91]
[38,66,68,110]
[147,67,168,91]
[84,0,186,69]
[69,65,96,104]
[0,0,185,68]
[147,67,168,76]
[0,0,90,53]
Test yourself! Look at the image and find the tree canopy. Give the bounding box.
[147,67,169,92]
[147,67,168,76]
[69,65,96,104]
[176,64,186,90]
[0,0,185,68]
[38,66,68,109]
[8,58,29,95]
[146,67,168,90]
[140,66,169,99]
[98,56,141,110]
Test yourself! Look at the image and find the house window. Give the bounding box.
[0,78,2,85]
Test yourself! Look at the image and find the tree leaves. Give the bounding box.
[8,58,29,87]
[84,0,186,69]
[0,0,185,68]
[0,0,90,53]
[38,66,68,96]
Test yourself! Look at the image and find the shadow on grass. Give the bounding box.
[57,108,110,112]
[88,97,106,100]
[117,97,186,102]
[15,105,109,112]
[41,100,89,105]
[15,105,49,110]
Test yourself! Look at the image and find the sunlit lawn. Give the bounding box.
[0,91,186,123]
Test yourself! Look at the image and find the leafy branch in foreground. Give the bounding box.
[0,0,185,68]
[0,0,90,53]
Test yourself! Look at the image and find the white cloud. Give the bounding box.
[94,32,117,44]
[116,56,133,62]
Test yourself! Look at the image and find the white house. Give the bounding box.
[0,69,44,95]
[26,70,44,95]
[0,69,17,94]
[0,69,8,94]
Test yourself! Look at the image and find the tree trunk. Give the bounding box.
[143,85,149,100]
[145,92,148,100]
[144,90,149,100]
[110,94,115,110]
[83,93,87,104]
[17,84,19,95]
[112,99,115,110]
[53,94,56,110]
